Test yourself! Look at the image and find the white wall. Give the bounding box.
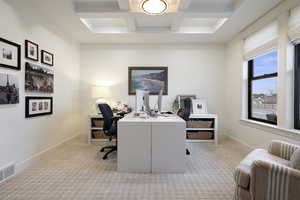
[3,0,299,175]
[224,0,300,148]
[80,44,226,134]
[0,0,81,171]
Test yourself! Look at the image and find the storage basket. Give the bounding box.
[187,120,213,128]
[187,131,213,140]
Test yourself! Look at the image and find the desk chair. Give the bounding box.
[177,98,191,155]
[98,104,122,160]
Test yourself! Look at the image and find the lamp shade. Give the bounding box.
[92,86,110,99]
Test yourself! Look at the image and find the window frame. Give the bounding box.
[295,44,300,129]
[248,52,278,125]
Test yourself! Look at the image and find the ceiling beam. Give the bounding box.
[171,13,184,32]
[77,12,129,19]
[117,0,130,11]
[126,17,136,32]
[232,0,247,9]
[78,11,231,19]
[74,1,120,13]
[136,27,171,33]
[179,0,192,11]
[187,4,234,14]
[183,11,232,18]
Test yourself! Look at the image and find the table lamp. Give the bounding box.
[92,86,110,113]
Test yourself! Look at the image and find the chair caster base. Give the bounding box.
[101,147,117,160]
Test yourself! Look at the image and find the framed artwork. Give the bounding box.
[0,38,21,70]
[192,99,208,114]
[41,50,54,66]
[25,62,54,93]
[25,96,53,118]
[25,40,39,61]
[128,67,168,95]
[178,95,196,109]
[0,73,19,105]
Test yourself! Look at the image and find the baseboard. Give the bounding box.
[225,134,253,149]
[15,133,80,174]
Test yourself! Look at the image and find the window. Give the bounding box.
[295,44,300,129]
[248,51,278,125]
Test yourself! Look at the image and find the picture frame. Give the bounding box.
[25,40,39,61]
[178,95,196,109]
[0,38,21,70]
[192,99,208,114]
[41,50,54,66]
[128,66,168,95]
[0,73,19,105]
[25,62,54,93]
[25,96,53,118]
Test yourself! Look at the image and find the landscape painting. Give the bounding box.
[25,62,54,93]
[0,73,19,104]
[128,67,168,95]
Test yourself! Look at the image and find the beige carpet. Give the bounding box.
[0,136,250,200]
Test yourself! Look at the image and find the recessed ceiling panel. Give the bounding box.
[80,18,130,33]
[178,18,228,33]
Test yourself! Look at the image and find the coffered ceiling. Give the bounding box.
[6,0,283,44]
[76,0,233,34]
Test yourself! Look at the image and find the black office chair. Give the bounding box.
[177,98,192,155]
[98,104,122,160]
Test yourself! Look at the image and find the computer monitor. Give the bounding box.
[136,89,146,112]
[144,91,150,114]
[157,89,163,113]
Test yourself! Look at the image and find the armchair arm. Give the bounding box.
[250,160,300,200]
[268,140,299,160]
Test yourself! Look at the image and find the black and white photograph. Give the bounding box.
[192,99,208,114]
[41,50,54,66]
[25,62,54,93]
[25,40,39,61]
[0,38,21,70]
[25,96,53,118]
[0,73,19,105]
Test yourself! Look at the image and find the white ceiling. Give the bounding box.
[6,0,283,44]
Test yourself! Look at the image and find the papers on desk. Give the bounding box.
[133,112,173,119]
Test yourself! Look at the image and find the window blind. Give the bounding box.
[289,5,300,43]
[243,22,278,60]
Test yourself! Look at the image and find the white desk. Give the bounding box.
[118,113,186,173]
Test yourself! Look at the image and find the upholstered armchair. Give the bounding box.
[234,140,300,200]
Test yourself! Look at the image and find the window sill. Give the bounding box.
[240,119,300,140]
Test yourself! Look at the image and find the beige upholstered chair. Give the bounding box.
[234,140,300,200]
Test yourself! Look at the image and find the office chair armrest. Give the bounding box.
[111,115,123,121]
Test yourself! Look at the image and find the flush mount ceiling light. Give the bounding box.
[141,0,168,15]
